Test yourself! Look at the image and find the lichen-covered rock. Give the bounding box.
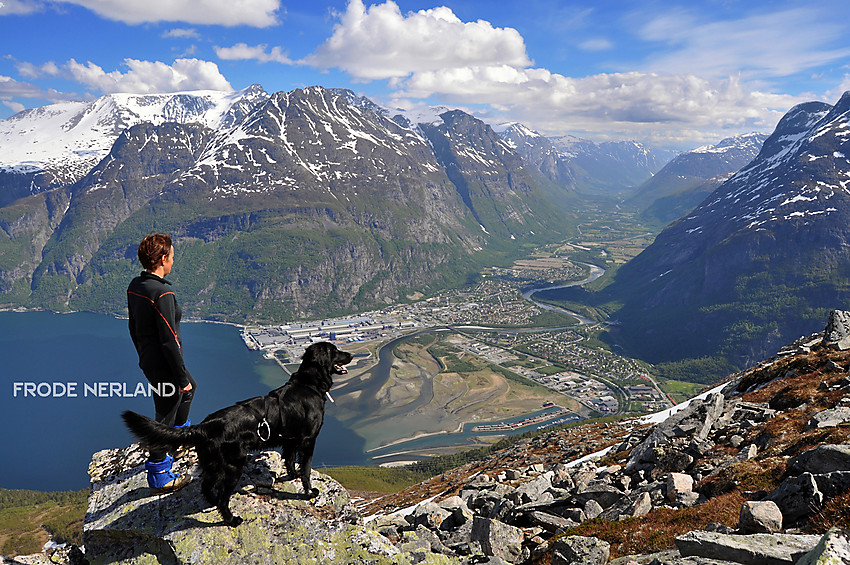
[83,444,459,564]
[470,516,524,563]
[796,527,850,565]
[824,310,850,349]
[550,535,609,565]
[675,531,820,565]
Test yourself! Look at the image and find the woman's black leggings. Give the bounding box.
[146,372,197,462]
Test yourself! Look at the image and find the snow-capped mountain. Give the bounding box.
[603,93,850,370]
[630,132,768,224]
[3,86,571,321]
[500,123,665,194]
[0,85,268,204]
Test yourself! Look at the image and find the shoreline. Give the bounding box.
[0,306,247,329]
[365,421,467,454]
[365,405,573,455]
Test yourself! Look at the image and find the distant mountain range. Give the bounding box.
[0,85,269,206]
[629,133,769,225]
[583,93,850,379]
[0,86,577,321]
[500,123,667,194]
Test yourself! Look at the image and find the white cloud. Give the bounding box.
[163,28,201,40]
[305,0,530,80]
[65,58,232,94]
[0,0,44,15]
[1,99,26,113]
[215,43,293,65]
[638,7,850,80]
[578,38,613,52]
[825,75,850,102]
[58,0,280,27]
[16,60,61,79]
[0,74,78,110]
[396,67,804,147]
[301,2,829,147]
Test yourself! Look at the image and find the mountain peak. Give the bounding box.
[608,91,850,369]
[0,86,270,193]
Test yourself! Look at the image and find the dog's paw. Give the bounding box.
[301,487,318,499]
[227,516,244,527]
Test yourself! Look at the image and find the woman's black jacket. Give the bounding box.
[127,271,192,388]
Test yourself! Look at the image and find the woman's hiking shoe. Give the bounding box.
[145,455,190,493]
[150,473,191,494]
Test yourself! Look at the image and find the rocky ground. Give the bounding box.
[7,311,850,565]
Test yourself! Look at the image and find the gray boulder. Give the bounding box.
[410,501,452,530]
[738,501,782,534]
[527,511,577,533]
[550,535,610,565]
[808,407,850,429]
[769,471,850,524]
[626,394,725,472]
[630,491,652,517]
[824,309,850,349]
[675,531,820,565]
[574,482,624,509]
[470,516,524,563]
[516,474,553,504]
[789,444,850,475]
[583,499,603,519]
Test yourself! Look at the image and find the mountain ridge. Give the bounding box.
[630,132,768,225]
[596,92,850,375]
[0,85,269,207]
[0,86,572,322]
[500,123,666,194]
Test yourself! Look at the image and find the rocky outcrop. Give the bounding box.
[796,527,850,565]
[81,444,458,564]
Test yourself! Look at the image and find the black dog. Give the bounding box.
[122,341,353,526]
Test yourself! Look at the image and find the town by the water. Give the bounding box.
[242,239,676,446]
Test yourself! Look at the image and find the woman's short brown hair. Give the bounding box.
[138,233,172,271]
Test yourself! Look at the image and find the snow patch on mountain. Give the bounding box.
[0,85,268,185]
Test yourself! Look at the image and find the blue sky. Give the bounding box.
[1,0,849,149]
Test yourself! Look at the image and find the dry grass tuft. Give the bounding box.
[697,457,787,498]
[807,490,850,534]
[555,492,745,559]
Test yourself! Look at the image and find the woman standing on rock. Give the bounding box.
[127,232,196,493]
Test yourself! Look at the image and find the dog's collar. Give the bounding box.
[288,380,330,403]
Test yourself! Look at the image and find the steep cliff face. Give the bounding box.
[420,111,561,240]
[30,122,214,309]
[603,94,850,368]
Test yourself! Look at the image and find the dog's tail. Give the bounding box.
[121,411,200,452]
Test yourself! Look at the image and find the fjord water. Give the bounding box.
[0,311,366,491]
